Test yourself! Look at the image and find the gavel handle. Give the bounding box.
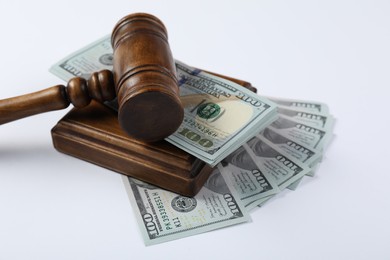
[0,85,69,125]
[0,70,115,125]
[0,69,255,126]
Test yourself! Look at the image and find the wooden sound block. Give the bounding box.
[51,72,256,196]
[51,101,212,196]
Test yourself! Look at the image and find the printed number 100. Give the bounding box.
[178,128,214,148]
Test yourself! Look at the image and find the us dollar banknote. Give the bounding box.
[50,35,278,166]
[169,61,278,166]
[259,127,323,191]
[265,96,329,114]
[260,126,322,170]
[276,106,335,129]
[270,114,332,151]
[50,35,113,81]
[122,169,250,245]
[236,136,313,208]
[245,136,312,191]
[218,146,279,207]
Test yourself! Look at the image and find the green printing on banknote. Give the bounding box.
[122,168,250,245]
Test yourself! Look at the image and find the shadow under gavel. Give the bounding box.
[0,13,184,143]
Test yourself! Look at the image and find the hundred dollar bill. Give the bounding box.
[270,114,332,151]
[277,106,335,129]
[50,36,278,166]
[50,35,113,81]
[169,61,278,166]
[258,127,322,190]
[266,96,329,114]
[218,146,279,207]
[245,136,311,191]
[260,126,322,169]
[122,169,250,245]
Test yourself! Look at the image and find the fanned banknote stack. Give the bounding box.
[50,36,334,245]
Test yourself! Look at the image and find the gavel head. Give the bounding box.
[111,13,184,142]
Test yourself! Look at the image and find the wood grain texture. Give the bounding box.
[0,70,116,125]
[52,101,211,196]
[112,13,183,142]
[0,85,69,125]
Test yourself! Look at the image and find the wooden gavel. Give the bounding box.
[0,13,184,142]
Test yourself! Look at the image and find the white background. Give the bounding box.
[0,0,389,259]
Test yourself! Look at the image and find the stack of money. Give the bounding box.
[120,97,334,245]
[50,36,334,245]
[219,97,334,210]
[167,61,278,166]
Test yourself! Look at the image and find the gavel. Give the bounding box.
[0,13,184,142]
